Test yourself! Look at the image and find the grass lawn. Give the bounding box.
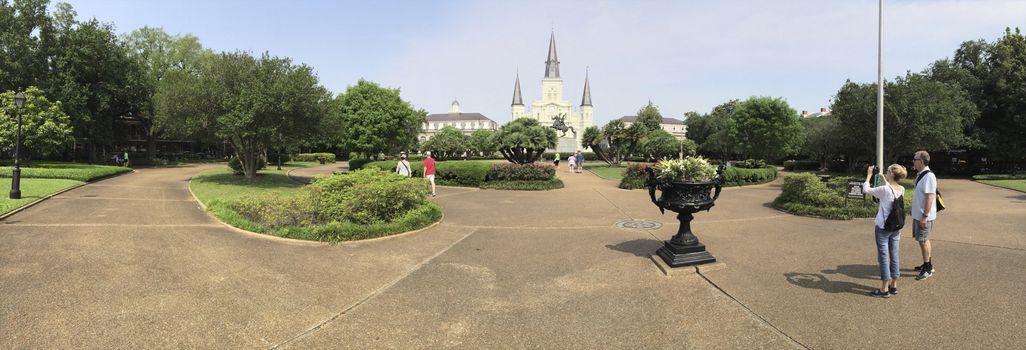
[190,163,311,204]
[585,163,625,181]
[0,178,84,215]
[977,179,1026,193]
[0,162,132,181]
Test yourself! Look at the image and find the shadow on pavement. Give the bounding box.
[606,238,662,258]
[784,272,875,295]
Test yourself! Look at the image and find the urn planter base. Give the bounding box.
[656,241,716,268]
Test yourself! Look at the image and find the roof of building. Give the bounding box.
[544,31,560,78]
[426,112,496,122]
[618,116,684,124]
[512,74,524,106]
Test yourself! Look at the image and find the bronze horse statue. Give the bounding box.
[550,113,576,137]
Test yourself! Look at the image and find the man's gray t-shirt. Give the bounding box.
[912,167,937,221]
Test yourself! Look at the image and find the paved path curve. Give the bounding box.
[2,164,1024,349]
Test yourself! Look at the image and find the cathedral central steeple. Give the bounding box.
[544,31,560,79]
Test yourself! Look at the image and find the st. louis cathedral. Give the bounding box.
[511,31,594,152]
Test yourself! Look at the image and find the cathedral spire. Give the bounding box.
[544,31,560,78]
[581,68,592,107]
[512,73,524,106]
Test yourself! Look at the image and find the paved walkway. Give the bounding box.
[1,164,1024,349]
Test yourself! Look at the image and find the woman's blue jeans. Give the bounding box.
[875,226,901,281]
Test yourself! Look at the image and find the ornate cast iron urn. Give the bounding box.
[645,165,724,267]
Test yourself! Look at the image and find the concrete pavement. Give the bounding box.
[1,163,1023,349]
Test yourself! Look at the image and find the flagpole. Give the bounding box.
[877,0,885,174]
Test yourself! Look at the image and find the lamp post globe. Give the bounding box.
[10,91,26,199]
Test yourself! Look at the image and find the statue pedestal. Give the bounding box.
[554,137,578,153]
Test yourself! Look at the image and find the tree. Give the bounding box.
[493,118,557,164]
[0,0,55,93]
[122,26,207,161]
[730,96,804,161]
[421,126,469,160]
[634,101,663,132]
[581,120,632,165]
[468,129,496,156]
[832,74,978,165]
[800,115,843,170]
[1,87,73,158]
[48,18,150,162]
[687,100,738,160]
[155,51,330,178]
[980,28,1026,167]
[332,80,425,158]
[641,129,687,161]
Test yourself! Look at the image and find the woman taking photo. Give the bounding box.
[862,164,908,298]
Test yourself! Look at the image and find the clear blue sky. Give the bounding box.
[64,0,1026,125]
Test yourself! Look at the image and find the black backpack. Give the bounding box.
[884,185,905,231]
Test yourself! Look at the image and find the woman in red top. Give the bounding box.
[423,151,436,197]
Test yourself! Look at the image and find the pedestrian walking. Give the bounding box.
[911,150,938,280]
[123,151,130,167]
[554,152,560,167]
[567,152,577,172]
[424,151,437,197]
[395,152,412,177]
[575,151,584,173]
[863,164,908,297]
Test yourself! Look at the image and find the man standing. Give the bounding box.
[424,151,436,197]
[911,150,937,280]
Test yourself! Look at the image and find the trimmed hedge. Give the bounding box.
[0,162,132,182]
[224,168,441,242]
[733,159,767,169]
[773,173,911,220]
[348,158,373,170]
[480,179,564,190]
[362,160,491,187]
[486,163,555,181]
[293,153,336,163]
[723,166,777,186]
[542,151,600,161]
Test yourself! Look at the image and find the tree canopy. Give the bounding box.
[730,96,804,161]
[0,86,73,158]
[421,126,469,160]
[493,118,557,164]
[333,80,425,158]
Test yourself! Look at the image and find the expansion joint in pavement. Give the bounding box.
[269,227,483,349]
[697,272,810,349]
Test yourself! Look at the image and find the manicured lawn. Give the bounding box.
[0,162,132,181]
[190,163,310,204]
[585,164,625,181]
[0,178,84,215]
[977,179,1026,193]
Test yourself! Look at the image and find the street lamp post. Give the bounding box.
[10,91,26,199]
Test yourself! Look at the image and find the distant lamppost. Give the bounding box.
[9,91,26,199]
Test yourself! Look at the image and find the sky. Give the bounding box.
[61,0,1026,125]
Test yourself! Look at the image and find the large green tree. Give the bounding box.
[421,126,469,160]
[729,96,804,161]
[641,129,694,161]
[493,118,557,164]
[468,128,496,156]
[832,74,978,165]
[122,26,208,160]
[1,86,73,158]
[333,80,425,158]
[800,115,843,170]
[981,28,1026,166]
[634,101,663,132]
[686,100,738,160]
[155,51,330,178]
[581,119,632,165]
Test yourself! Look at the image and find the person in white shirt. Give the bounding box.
[911,150,938,280]
[395,152,412,177]
[862,164,908,297]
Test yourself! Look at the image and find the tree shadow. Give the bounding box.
[606,239,662,258]
[784,272,875,296]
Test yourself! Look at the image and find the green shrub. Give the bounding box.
[783,160,820,171]
[437,161,491,186]
[348,158,373,170]
[723,166,777,186]
[228,156,266,175]
[306,202,442,241]
[774,173,911,220]
[309,169,427,224]
[228,193,319,228]
[734,159,767,169]
[480,179,564,190]
[364,160,423,177]
[293,153,336,163]
[486,163,555,181]
[618,162,652,189]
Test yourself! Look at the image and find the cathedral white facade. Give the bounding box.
[511,31,594,152]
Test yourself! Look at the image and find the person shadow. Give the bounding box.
[784,272,875,295]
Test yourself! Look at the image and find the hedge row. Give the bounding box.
[973,174,1026,180]
[361,160,558,188]
[783,160,820,171]
[723,166,777,186]
[773,173,911,220]
[293,153,336,163]
[542,151,600,161]
[480,179,564,191]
